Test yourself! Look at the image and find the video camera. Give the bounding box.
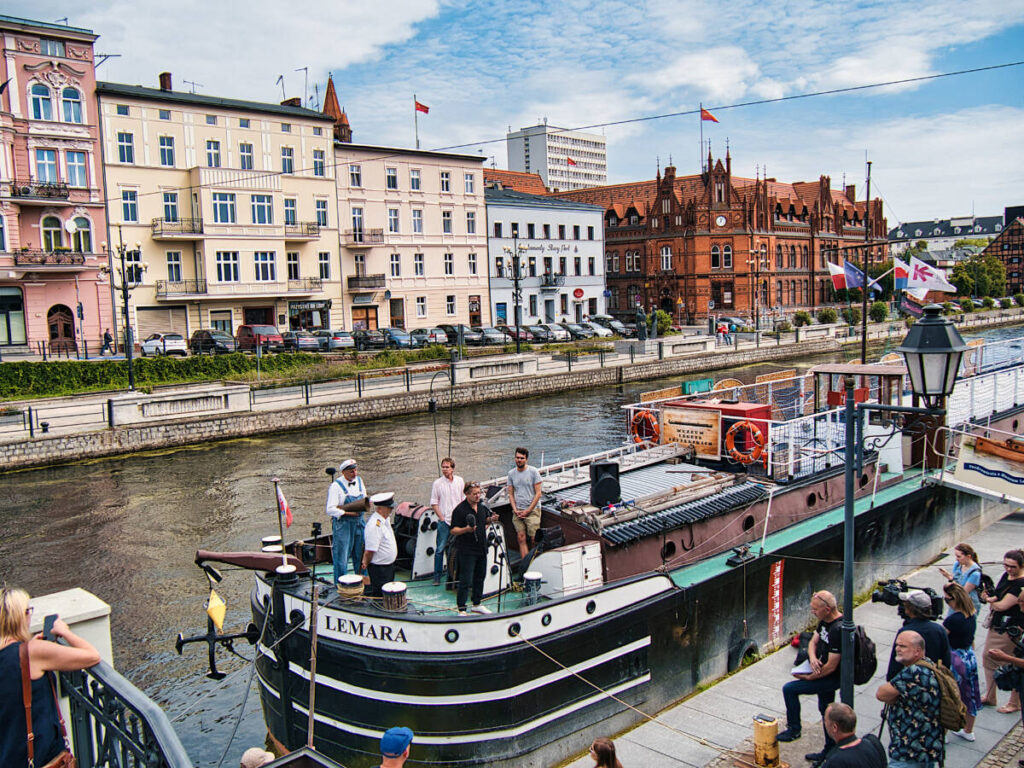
[870,578,943,619]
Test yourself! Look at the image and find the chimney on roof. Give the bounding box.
[281,97,301,107]
[845,184,856,202]
[159,72,172,91]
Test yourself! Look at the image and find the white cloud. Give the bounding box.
[642,47,766,102]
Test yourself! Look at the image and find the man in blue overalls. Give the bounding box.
[326,458,370,587]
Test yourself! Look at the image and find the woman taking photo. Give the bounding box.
[590,737,623,768]
[983,549,1024,711]
[939,542,983,613]
[0,586,100,767]
[943,581,980,740]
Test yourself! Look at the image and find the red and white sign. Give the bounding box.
[768,559,784,643]
[573,288,584,299]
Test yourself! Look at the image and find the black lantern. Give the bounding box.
[896,304,967,408]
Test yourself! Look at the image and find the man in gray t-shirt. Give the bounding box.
[507,446,543,558]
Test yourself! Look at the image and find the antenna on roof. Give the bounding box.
[56,17,68,24]
[295,66,308,109]
[276,74,285,100]
[94,53,121,69]
[183,79,203,94]
[311,82,320,111]
[668,154,672,166]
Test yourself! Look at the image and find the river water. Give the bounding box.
[2,325,1020,766]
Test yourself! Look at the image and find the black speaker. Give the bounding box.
[590,461,621,507]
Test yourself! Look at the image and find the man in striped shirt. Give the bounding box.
[430,457,464,586]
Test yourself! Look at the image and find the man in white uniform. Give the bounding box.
[429,457,464,586]
[362,492,398,597]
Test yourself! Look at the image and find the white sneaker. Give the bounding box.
[953,729,976,742]
[458,610,467,616]
[470,604,492,614]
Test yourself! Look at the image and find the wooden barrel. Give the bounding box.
[337,574,363,599]
[381,581,408,612]
[752,713,779,767]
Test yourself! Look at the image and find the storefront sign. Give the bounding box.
[289,300,332,312]
[660,405,721,459]
[352,294,375,305]
[573,288,584,299]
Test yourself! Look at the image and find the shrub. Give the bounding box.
[905,317,916,328]
[942,301,956,315]
[960,298,974,313]
[816,307,838,324]
[869,301,889,323]
[776,320,793,333]
[1000,298,1013,309]
[1016,293,1024,307]
[841,307,862,325]
[982,297,995,309]
[793,310,812,327]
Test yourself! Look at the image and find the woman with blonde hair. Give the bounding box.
[589,736,623,768]
[944,581,980,740]
[0,586,100,767]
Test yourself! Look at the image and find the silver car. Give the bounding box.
[140,332,188,356]
[315,329,355,351]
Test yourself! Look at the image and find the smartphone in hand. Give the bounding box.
[42,614,57,641]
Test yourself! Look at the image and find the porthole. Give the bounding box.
[859,473,869,488]
[541,613,552,626]
[1014,419,1020,432]
[508,622,521,637]
[742,515,755,531]
[586,600,597,615]
[661,541,677,560]
[445,629,459,644]
[806,493,817,508]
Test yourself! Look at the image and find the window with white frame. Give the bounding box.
[318,251,331,279]
[625,251,634,272]
[35,149,58,183]
[313,127,322,136]
[239,143,254,170]
[386,167,398,190]
[159,109,171,120]
[206,140,221,168]
[442,210,452,234]
[446,295,456,315]
[416,296,426,317]
[354,253,365,275]
[388,208,400,233]
[495,255,504,275]
[464,173,475,194]
[351,207,363,236]
[287,252,300,280]
[284,199,296,225]
[212,193,236,224]
[159,136,174,167]
[468,252,477,275]
[349,165,361,186]
[61,88,82,123]
[251,194,273,225]
[661,245,672,271]
[281,147,294,174]
[117,132,134,163]
[42,216,63,250]
[71,217,92,252]
[390,253,401,277]
[588,256,595,275]
[410,169,420,190]
[414,253,424,276]
[444,252,454,275]
[163,192,178,222]
[115,104,129,116]
[238,117,249,128]
[216,251,239,282]
[466,211,476,234]
[121,190,138,222]
[313,149,325,177]
[166,251,182,282]
[315,200,328,226]
[31,84,52,120]
[440,171,450,192]
[412,209,423,233]
[40,38,64,57]
[723,245,733,269]
[206,114,217,125]
[281,123,291,133]
[529,294,537,316]
[254,251,276,281]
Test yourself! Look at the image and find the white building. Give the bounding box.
[888,215,1004,255]
[485,186,605,326]
[505,121,606,192]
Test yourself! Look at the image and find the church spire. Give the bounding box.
[322,74,352,143]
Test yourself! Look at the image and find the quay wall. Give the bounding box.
[0,338,840,471]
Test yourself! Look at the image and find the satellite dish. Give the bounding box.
[64,219,78,234]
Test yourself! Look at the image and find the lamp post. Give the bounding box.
[747,246,765,332]
[502,239,526,354]
[837,303,967,704]
[100,227,147,391]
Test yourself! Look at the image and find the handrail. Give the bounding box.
[60,661,193,768]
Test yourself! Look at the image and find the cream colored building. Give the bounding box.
[334,144,489,330]
[96,74,340,340]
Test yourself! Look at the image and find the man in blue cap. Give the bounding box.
[378,725,413,767]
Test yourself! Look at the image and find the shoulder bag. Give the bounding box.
[19,643,77,768]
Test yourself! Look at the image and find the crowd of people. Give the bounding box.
[778,544,1024,768]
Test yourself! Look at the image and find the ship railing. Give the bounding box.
[622,373,817,422]
[59,661,193,768]
[960,337,1024,377]
[947,363,1024,429]
[765,408,846,482]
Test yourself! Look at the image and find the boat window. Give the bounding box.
[742,515,755,531]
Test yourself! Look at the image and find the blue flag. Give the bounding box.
[842,261,881,294]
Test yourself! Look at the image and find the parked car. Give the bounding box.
[410,327,449,345]
[314,329,355,351]
[381,328,422,349]
[236,324,284,352]
[716,316,749,329]
[561,322,595,340]
[583,321,613,338]
[538,322,571,341]
[140,332,188,356]
[190,329,237,355]
[475,326,508,345]
[351,329,387,351]
[282,330,320,352]
[590,315,631,336]
[526,325,555,342]
[496,324,534,342]
[439,324,483,345]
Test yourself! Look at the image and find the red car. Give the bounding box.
[236,324,284,352]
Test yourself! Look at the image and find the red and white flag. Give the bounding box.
[566,157,577,166]
[277,485,293,528]
[826,261,846,291]
[700,107,719,123]
[415,100,429,114]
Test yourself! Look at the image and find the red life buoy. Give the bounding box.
[631,410,660,444]
[725,420,765,464]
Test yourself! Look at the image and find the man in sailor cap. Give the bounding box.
[326,458,370,587]
[362,492,398,597]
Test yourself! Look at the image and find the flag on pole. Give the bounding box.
[843,261,882,294]
[566,157,577,166]
[415,100,429,114]
[700,107,719,123]
[907,255,957,297]
[893,257,910,291]
[827,261,847,290]
[277,484,293,528]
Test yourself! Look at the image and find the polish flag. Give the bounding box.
[566,157,577,166]
[415,101,429,114]
[700,108,719,123]
[277,485,293,528]
[827,261,846,290]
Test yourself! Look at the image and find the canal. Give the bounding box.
[2,325,1020,766]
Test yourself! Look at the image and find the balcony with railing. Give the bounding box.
[284,221,321,240]
[343,228,384,247]
[9,178,71,203]
[155,277,323,298]
[540,273,566,291]
[151,217,204,239]
[347,273,387,290]
[9,249,92,269]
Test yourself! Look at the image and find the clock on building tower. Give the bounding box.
[715,215,727,227]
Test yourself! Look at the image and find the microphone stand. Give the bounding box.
[483,504,508,613]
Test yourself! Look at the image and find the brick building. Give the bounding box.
[553,151,886,324]
[981,216,1024,296]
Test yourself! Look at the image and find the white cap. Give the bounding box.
[371,492,395,507]
[338,459,357,472]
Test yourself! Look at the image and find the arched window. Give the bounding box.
[31,83,53,120]
[0,214,5,252]
[42,216,63,251]
[759,243,767,270]
[804,280,810,303]
[789,245,797,268]
[790,282,797,304]
[72,217,92,252]
[775,244,783,269]
[722,245,733,269]
[802,245,808,268]
[627,285,640,307]
[711,245,720,269]
[62,88,83,123]
[776,280,783,305]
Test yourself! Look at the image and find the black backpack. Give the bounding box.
[979,568,995,597]
[853,624,878,685]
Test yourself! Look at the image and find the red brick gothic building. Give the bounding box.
[552,151,887,323]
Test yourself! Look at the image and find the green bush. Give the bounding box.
[841,307,862,325]
[793,310,812,327]
[816,308,838,324]
[869,301,889,323]
[1000,298,1013,309]
[942,301,956,315]
[982,297,995,309]
[1016,293,1024,307]
[776,320,793,333]
[960,298,974,313]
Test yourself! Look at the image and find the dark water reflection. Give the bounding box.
[1,325,1017,765]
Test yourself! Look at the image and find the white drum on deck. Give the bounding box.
[381,581,408,612]
[261,544,284,554]
[523,571,543,605]
[337,574,363,599]
[261,535,282,548]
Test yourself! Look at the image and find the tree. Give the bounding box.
[869,301,889,323]
[902,240,929,260]
[867,259,894,300]
[952,237,992,250]
[652,309,671,335]
[793,310,812,327]
[950,252,1007,298]
[1016,293,1024,307]
[817,307,838,324]
[842,307,862,325]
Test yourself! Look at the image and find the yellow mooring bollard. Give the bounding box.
[752,713,781,768]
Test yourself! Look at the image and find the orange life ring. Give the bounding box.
[725,420,765,464]
[631,410,660,444]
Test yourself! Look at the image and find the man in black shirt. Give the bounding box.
[820,703,886,768]
[450,482,500,616]
[884,589,952,680]
[778,590,843,763]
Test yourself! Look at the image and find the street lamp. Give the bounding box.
[99,227,148,391]
[502,240,527,354]
[838,303,967,704]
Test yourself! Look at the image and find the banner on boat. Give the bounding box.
[769,560,785,644]
[660,406,722,459]
[952,437,1024,506]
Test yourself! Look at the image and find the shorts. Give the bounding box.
[513,509,542,538]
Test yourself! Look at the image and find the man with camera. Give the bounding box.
[876,631,943,768]
[885,590,951,681]
[987,587,1024,730]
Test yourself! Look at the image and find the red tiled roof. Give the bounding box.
[484,169,548,195]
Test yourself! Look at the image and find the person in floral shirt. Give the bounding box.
[876,631,943,768]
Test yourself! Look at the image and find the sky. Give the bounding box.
[12,0,1024,225]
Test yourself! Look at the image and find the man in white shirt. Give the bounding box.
[326,458,370,587]
[429,457,464,586]
[362,492,399,597]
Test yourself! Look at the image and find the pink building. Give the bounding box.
[0,15,112,353]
